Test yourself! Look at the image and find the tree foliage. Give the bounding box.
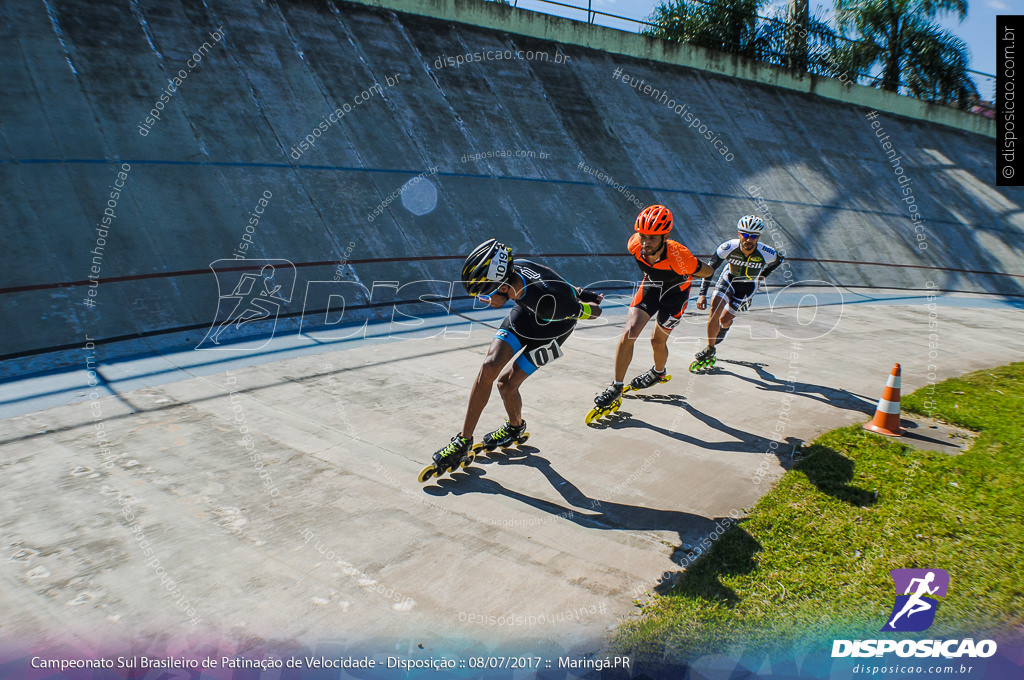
[645,0,979,109]
[834,0,977,107]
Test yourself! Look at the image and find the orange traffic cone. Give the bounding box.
[864,363,905,436]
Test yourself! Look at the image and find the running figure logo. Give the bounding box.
[197,259,295,350]
[882,568,950,632]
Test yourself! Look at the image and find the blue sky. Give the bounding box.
[507,0,1004,101]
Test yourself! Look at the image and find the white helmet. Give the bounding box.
[736,215,764,233]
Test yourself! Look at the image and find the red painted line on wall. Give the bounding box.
[1,254,1021,296]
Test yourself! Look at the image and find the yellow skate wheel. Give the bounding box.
[517,432,530,445]
[471,442,486,453]
[662,373,672,383]
[585,407,601,424]
[417,465,437,483]
[610,399,621,413]
[460,452,476,468]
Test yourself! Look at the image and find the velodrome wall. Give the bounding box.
[1,0,1020,374]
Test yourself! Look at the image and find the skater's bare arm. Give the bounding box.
[692,261,714,279]
[698,246,728,297]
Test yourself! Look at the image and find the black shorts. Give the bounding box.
[495,307,575,375]
[712,276,759,313]
[630,278,691,330]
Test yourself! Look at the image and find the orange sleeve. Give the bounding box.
[627,233,641,258]
[666,240,698,275]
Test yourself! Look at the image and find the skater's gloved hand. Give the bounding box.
[578,302,602,320]
[696,295,707,310]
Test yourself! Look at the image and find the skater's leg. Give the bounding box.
[461,338,515,438]
[650,323,671,373]
[719,308,736,337]
[496,362,531,426]
[615,307,651,382]
[706,295,727,347]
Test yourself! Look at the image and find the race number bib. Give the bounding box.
[659,314,681,330]
[527,339,564,368]
[486,248,510,281]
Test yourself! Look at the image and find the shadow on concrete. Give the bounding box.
[899,426,957,451]
[588,399,803,460]
[424,451,727,556]
[715,358,877,415]
[0,339,493,446]
[794,444,878,507]
[444,447,764,606]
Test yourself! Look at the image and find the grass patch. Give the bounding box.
[615,363,1024,662]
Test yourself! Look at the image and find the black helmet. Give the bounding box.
[462,239,513,297]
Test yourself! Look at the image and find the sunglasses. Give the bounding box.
[739,232,760,239]
[478,289,507,304]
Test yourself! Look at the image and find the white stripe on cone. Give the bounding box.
[886,375,901,389]
[876,398,901,415]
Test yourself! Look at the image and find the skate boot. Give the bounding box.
[418,434,473,483]
[586,383,623,424]
[624,366,671,393]
[715,326,730,346]
[474,420,530,453]
[689,345,717,373]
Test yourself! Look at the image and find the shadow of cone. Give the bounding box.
[864,362,906,437]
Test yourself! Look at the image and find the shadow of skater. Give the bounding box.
[666,525,761,605]
[716,358,877,415]
[589,400,803,462]
[424,451,734,576]
[795,444,878,506]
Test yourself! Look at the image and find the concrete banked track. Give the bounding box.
[1,0,1023,663]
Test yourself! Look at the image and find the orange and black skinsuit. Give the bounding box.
[627,232,700,330]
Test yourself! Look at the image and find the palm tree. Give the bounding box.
[647,0,839,76]
[645,0,764,59]
[785,0,810,71]
[834,0,978,107]
[760,2,842,75]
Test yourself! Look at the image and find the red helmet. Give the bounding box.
[635,205,673,235]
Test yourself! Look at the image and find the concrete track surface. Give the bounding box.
[2,289,1023,655]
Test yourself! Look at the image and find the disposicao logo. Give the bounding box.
[832,568,997,659]
[883,568,949,632]
[196,260,295,351]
